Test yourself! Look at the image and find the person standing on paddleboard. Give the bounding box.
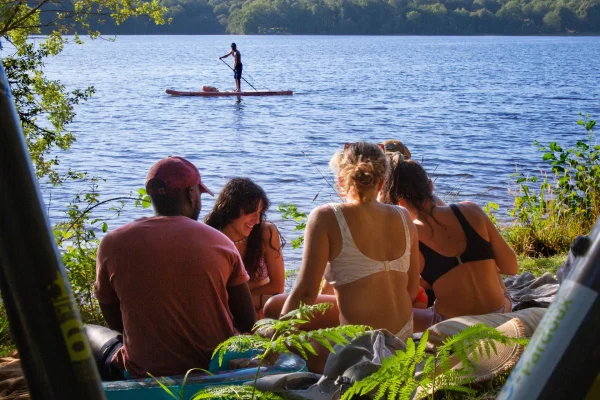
[220,43,243,92]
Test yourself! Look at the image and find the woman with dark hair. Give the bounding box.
[205,178,285,316]
[380,160,518,332]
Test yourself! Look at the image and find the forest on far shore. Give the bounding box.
[94,0,600,35]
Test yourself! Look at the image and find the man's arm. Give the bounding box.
[99,302,124,333]
[219,50,233,60]
[227,283,256,333]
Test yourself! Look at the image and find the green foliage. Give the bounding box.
[79,0,600,34]
[51,177,151,325]
[1,0,168,185]
[0,0,163,351]
[191,385,284,400]
[148,368,213,400]
[482,201,499,226]
[343,325,528,400]
[278,203,307,250]
[186,303,369,400]
[517,254,566,277]
[505,114,599,256]
[213,302,370,366]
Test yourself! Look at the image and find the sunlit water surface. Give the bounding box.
[28,35,600,268]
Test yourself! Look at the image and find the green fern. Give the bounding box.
[434,324,529,376]
[199,303,371,400]
[190,384,284,399]
[212,335,271,367]
[342,330,429,400]
[343,324,529,400]
[212,302,370,367]
[279,302,333,322]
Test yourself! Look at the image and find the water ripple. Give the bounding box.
[39,35,600,267]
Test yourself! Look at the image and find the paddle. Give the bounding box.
[220,59,258,92]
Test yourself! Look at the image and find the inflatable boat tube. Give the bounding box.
[103,353,307,400]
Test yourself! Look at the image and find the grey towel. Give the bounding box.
[504,272,559,311]
[321,329,405,384]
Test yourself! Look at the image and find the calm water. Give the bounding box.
[31,35,600,267]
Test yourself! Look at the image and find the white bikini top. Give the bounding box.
[324,203,411,287]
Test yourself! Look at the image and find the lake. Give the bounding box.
[33,35,600,268]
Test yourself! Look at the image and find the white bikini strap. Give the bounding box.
[329,203,352,243]
[395,206,410,251]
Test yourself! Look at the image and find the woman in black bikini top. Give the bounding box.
[381,159,519,332]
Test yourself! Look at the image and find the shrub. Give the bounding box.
[505,114,598,256]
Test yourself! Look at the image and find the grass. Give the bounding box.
[517,254,566,277]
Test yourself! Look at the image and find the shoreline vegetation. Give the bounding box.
[39,0,600,36]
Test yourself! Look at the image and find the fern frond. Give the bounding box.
[346,324,528,400]
[373,380,392,400]
[441,384,476,394]
[252,318,278,331]
[279,302,332,322]
[191,384,284,399]
[399,380,420,400]
[343,336,423,400]
[302,340,318,356]
[415,330,429,360]
[211,335,270,366]
[286,336,308,359]
[436,323,528,373]
[416,369,475,400]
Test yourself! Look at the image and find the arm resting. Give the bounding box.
[227,283,257,333]
[99,302,124,334]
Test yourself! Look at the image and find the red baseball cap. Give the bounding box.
[145,156,214,196]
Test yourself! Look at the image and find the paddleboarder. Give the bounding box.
[220,43,243,92]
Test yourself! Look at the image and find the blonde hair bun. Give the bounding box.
[330,142,388,200]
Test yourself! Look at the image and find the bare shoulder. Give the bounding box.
[396,204,413,221]
[262,221,279,239]
[309,203,334,219]
[457,201,486,216]
[306,204,337,231]
[456,201,490,232]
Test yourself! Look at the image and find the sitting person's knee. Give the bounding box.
[263,294,288,319]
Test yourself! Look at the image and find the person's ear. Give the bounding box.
[185,187,195,204]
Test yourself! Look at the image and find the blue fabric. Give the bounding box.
[208,348,261,372]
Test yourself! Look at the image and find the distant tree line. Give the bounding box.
[98,0,600,35]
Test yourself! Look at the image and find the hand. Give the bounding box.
[219,56,223,59]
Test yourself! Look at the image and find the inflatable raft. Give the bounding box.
[166,89,293,97]
[103,353,306,400]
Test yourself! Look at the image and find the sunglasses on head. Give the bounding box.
[383,143,397,152]
[344,143,385,152]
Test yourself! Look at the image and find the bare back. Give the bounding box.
[416,201,516,318]
[323,202,419,333]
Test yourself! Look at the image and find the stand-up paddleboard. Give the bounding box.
[166,89,293,97]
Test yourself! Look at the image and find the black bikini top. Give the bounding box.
[420,204,494,287]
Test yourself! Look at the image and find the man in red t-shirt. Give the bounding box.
[90,156,255,379]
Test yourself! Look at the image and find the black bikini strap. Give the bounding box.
[449,204,473,234]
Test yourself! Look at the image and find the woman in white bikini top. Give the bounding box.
[280,142,420,343]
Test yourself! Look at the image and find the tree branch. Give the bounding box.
[4,0,52,34]
[0,0,25,36]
